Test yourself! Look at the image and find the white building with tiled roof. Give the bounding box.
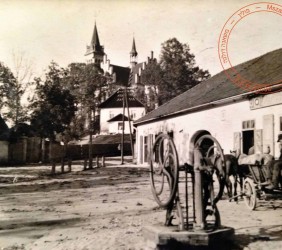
[99,89,145,134]
[134,49,282,165]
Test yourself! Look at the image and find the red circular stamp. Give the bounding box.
[218,2,282,94]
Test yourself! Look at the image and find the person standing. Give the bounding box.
[266,134,282,190]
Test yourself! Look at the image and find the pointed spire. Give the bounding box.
[91,21,101,48]
[130,37,138,57]
[85,21,104,65]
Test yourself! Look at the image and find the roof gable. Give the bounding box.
[99,89,145,109]
[108,113,129,122]
[135,48,282,124]
[129,62,143,86]
[111,65,130,86]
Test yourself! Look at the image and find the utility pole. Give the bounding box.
[121,90,125,164]
[89,106,93,169]
[125,87,134,162]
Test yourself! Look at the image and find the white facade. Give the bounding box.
[100,107,145,134]
[135,91,282,165]
[108,120,131,134]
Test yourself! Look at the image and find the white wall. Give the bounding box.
[136,94,282,165]
[108,121,131,134]
[100,107,145,133]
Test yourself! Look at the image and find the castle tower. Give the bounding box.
[130,37,138,68]
[85,22,105,66]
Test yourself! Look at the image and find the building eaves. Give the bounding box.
[134,48,282,126]
[99,88,145,109]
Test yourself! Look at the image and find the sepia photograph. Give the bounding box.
[0,0,282,249]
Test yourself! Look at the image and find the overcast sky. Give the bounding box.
[0,0,281,77]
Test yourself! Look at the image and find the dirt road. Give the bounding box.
[0,159,281,250]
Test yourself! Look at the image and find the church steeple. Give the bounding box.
[130,37,138,68]
[85,22,104,66]
[91,22,101,50]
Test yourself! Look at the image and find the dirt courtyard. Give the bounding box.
[0,158,281,250]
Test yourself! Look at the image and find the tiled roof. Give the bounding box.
[111,65,130,86]
[92,134,132,144]
[108,113,129,122]
[134,48,282,125]
[99,89,145,109]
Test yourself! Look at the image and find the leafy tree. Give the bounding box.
[65,63,108,136]
[159,38,210,103]
[30,62,76,141]
[63,63,89,140]
[140,59,163,111]
[142,38,210,106]
[0,62,16,114]
[65,63,108,168]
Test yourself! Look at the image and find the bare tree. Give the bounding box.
[4,49,34,125]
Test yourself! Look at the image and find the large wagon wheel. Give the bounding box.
[149,133,179,208]
[243,177,257,210]
[195,134,226,204]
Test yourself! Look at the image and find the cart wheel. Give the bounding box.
[243,178,257,210]
[196,134,226,204]
[149,133,179,208]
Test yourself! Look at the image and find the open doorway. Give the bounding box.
[242,130,254,155]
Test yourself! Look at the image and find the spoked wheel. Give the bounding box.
[195,134,226,204]
[150,133,179,208]
[243,177,257,210]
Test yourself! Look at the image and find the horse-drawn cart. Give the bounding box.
[236,154,282,210]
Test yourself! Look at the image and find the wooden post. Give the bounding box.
[68,159,72,172]
[96,156,100,168]
[121,90,125,165]
[102,156,105,167]
[61,159,65,173]
[84,158,87,170]
[89,107,93,169]
[51,161,56,175]
[194,146,205,230]
[125,87,134,162]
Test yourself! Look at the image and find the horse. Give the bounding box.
[212,153,242,201]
